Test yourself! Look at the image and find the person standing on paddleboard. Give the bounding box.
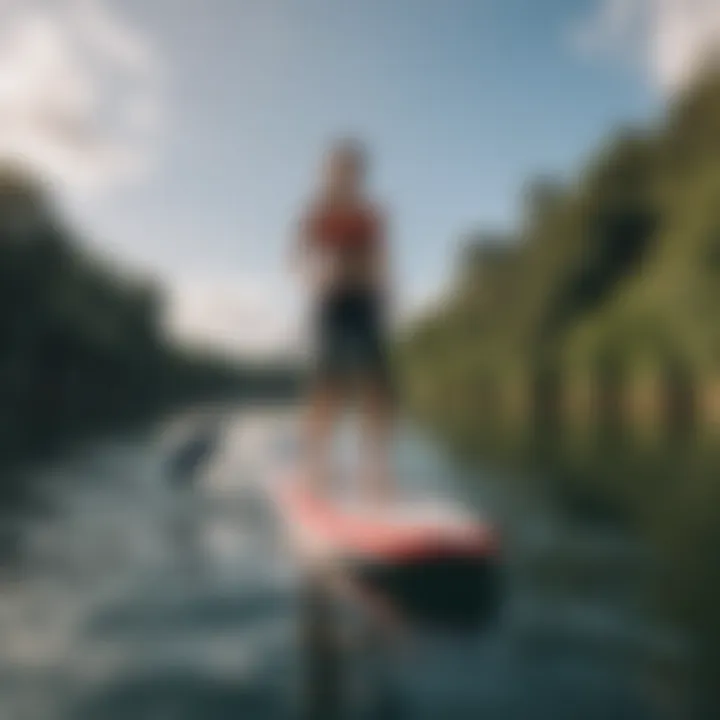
[293,139,394,502]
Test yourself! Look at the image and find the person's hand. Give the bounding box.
[308,252,338,293]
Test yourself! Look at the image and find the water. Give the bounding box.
[0,405,671,719]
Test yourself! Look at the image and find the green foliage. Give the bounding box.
[400,72,720,709]
[402,72,720,408]
[0,162,298,492]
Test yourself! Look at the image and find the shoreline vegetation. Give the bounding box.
[0,163,300,505]
[398,70,720,717]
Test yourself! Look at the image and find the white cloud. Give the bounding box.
[72,0,156,75]
[573,0,720,93]
[0,0,164,192]
[165,275,307,360]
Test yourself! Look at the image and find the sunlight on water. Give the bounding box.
[0,407,301,720]
[0,404,670,719]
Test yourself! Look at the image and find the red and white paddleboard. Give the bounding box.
[270,468,502,629]
[272,471,497,563]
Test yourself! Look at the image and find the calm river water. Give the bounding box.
[0,404,680,719]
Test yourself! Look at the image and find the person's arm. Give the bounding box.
[371,206,392,303]
[290,208,311,275]
[291,204,332,293]
[291,204,325,294]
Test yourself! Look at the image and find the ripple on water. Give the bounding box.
[0,407,665,720]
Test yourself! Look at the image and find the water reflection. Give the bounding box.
[456,425,720,719]
[0,405,671,719]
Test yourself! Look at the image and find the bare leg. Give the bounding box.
[359,379,394,504]
[305,382,341,496]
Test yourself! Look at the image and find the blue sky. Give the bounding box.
[2,0,716,355]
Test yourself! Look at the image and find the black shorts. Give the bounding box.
[313,289,391,389]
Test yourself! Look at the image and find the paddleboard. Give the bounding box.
[270,469,502,631]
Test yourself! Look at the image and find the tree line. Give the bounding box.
[398,70,720,716]
[400,70,720,444]
[0,163,299,497]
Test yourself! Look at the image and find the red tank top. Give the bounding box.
[305,202,381,254]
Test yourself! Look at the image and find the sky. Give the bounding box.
[1,0,719,356]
